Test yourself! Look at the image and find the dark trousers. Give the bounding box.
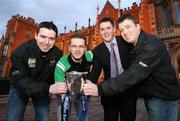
[103,95,137,121]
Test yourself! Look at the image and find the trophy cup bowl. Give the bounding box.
[66,71,88,103]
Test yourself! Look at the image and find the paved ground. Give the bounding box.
[0,95,180,121]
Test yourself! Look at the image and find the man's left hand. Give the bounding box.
[49,82,67,94]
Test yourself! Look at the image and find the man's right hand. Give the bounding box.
[83,80,99,96]
[49,82,67,94]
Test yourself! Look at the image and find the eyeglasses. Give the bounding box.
[70,45,85,49]
[119,25,132,33]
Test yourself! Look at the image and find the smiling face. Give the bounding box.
[35,27,56,52]
[99,21,115,43]
[118,19,140,45]
[69,38,86,60]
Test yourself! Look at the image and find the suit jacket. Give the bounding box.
[88,36,133,106]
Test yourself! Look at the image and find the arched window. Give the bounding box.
[162,0,173,26]
[173,0,180,24]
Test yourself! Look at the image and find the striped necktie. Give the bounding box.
[110,43,119,78]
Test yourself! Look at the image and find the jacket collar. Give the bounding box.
[133,30,146,52]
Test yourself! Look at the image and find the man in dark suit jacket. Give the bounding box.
[88,17,137,121]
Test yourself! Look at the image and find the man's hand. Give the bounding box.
[49,82,67,94]
[83,80,99,96]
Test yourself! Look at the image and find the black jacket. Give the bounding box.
[67,54,92,73]
[99,31,180,100]
[10,39,63,96]
[88,36,133,106]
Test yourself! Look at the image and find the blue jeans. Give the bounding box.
[145,97,178,121]
[7,86,50,121]
[57,94,89,121]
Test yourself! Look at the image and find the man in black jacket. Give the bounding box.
[84,14,180,121]
[7,21,67,121]
[87,17,136,121]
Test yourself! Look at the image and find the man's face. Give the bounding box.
[118,19,140,45]
[99,21,115,42]
[69,38,86,60]
[35,28,56,52]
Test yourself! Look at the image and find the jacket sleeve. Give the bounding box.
[99,43,162,96]
[54,55,70,82]
[87,51,103,83]
[85,51,93,62]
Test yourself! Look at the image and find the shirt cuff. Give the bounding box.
[97,84,104,96]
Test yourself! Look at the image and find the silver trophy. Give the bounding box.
[66,71,88,103]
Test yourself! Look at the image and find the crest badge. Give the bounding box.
[28,58,36,68]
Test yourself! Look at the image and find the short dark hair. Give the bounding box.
[117,14,138,25]
[99,17,114,27]
[70,33,86,45]
[36,21,58,38]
